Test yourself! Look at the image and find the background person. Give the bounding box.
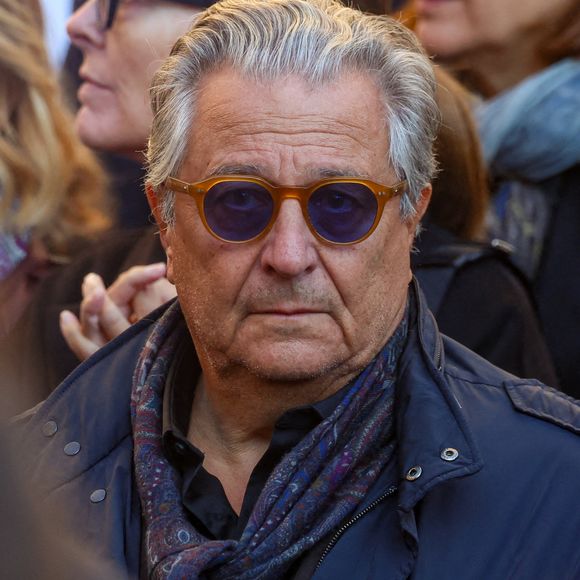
[414,0,580,395]
[0,0,110,340]
[413,67,557,385]
[0,0,210,410]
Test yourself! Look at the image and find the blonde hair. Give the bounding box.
[0,0,110,258]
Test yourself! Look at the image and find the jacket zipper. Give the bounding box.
[315,484,398,571]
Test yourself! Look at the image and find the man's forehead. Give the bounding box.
[182,68,392,182]
[194,68,385,126]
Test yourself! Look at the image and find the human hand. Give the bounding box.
[59,263,176,361]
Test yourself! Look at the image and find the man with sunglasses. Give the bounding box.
[18,0,580,577]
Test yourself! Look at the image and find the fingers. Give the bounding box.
[97,294,132,339]
[131,277,177,322]
[59,310,101,361]
[60,273,108,361]
[80,273,107,344]
[82,272,132,340]
[59,265,172,362]
[107,263,167,308]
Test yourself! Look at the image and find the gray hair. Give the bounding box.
[146,0,439,225]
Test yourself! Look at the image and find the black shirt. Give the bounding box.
[162,335,352,540]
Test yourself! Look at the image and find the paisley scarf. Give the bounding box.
[131,300,406,579]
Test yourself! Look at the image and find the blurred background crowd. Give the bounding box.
[0,0,577,574]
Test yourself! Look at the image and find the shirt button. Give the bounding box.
[174,441,188,454]
[441,448,459,462]
[42,420,58,437]
[406,466,422,481]
[90,489,106,503]
[64,441,81,456]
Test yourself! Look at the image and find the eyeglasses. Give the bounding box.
[96,0,216,31]
[165,175,407,245]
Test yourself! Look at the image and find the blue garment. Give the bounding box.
[476,59,580,279]
[476,58,580,183]
[0,231,29,281]
[0,191,31,280]
[17,281,580,579]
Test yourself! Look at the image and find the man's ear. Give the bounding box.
[415,184,432,223]
[145,183,175,284]
[407,184,432,240]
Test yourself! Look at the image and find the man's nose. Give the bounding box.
[260,200,318,278]
[67,0,104,50]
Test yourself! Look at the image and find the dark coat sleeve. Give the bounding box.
[413,223,559,388]
[533,165,580,397]
[434,258,559,386]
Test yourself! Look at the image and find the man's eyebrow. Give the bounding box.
[316,167,367,179]
[207,164,263,177]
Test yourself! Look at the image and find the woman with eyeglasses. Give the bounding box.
[0,0,210,410]
[414,0,580,396]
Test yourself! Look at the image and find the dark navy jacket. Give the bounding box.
[17,283,580,579]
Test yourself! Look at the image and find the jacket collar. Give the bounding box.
[393,279,484,512]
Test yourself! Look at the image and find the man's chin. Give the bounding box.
[234,351,346,384]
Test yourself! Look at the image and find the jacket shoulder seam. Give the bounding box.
[442,369,505,390]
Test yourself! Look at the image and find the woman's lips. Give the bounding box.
[77,76,112,102]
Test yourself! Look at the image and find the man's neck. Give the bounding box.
[185,368,359,513]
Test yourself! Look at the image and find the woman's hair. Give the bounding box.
[0,0,110,258]
[429,66,489,240]
[146,0,439,225]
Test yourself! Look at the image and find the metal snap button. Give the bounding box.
[41,420,58,437]
[64,441,81,456]
[90,489,106,503]
[406,466,422,481]
[174,440,188,454]
[441,447,459,462]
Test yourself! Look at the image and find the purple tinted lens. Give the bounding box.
[204,181,274,242]
[308,183,378,243]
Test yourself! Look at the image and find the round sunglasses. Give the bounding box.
[165,175,407,245]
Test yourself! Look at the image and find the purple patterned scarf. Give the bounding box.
[131,301,407,579]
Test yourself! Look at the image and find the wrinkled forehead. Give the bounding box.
[181,68,393,183]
